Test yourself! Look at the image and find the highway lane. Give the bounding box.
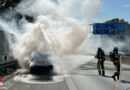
[2,75,69,90]
[1,55,130,90]
[70,59,130,90]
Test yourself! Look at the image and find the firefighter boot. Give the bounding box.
[102,71,105,76]
[117,73,119,80]
[98,71,101,75]
[112,75,116,81]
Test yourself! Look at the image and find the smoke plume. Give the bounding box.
[0,0,103,74]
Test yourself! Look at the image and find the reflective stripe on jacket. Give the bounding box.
[98,59,103,61]
[114,60,119,63]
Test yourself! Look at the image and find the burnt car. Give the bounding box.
[29,51,53,76]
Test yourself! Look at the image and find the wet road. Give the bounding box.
[1,56,130,90]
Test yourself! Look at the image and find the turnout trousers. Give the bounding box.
[113,63,120,80]
[97,60,105,76]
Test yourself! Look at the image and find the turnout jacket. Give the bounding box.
[95,51,105,61]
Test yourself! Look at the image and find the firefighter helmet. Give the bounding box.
[98,47,102,52]
[113,47,118,53]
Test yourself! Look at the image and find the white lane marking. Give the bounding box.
[65,75,77,90]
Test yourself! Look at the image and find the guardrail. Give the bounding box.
[0,60,18,68]
[0,60,19,77]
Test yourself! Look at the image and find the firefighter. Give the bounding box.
[109,52,115,66]
[112,47,120,81]
[95,48,105,76]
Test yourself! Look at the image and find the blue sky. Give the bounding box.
[99,0,130,23]
[54,0,130,23]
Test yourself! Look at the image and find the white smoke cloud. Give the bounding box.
[82,0,102,23]
[2,0,127,74]
[80,34,126,55]
[0,0,102,74]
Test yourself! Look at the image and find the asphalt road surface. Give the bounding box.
[1,55,130,90]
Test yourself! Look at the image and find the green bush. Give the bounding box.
[0,68,15,77]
